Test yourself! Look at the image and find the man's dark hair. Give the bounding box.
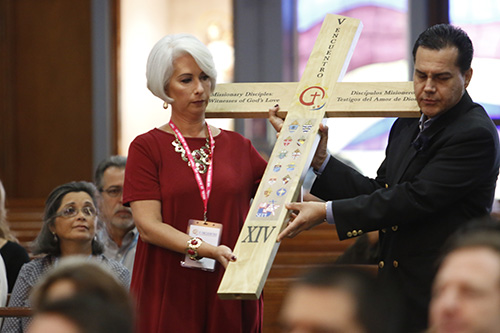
[293,265,402,333]
[37,295,133,333]
[437,215,500,268]
[412,23,473,74]
[94,155,127,191]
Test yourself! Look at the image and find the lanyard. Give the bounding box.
[169,121,215,221]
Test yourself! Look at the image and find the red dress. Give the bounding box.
[123,128,267,333]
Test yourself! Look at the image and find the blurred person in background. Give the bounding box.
[429,218,500,333]
[279,264,402,333]
[0,180,30,293]
[1,181,130,332]
[94,156,137,272]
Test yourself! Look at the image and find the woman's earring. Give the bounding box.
[163,102,168,109]
[52,232,58,242]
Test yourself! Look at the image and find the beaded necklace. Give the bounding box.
[171,133,211,174]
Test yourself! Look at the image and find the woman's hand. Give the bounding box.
[213,245,237,269]
[269,104,284,137]
[131,201,239,269]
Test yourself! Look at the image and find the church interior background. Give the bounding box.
[119,0,500,197]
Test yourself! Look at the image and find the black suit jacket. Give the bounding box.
[311,92,500,331]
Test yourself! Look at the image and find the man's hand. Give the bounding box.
[277,201,327,242]
[269,104,329,170]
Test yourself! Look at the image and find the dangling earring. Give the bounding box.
[52,232,58,243]
[163,101,168,109]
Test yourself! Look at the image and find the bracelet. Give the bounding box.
[186,237,203,261]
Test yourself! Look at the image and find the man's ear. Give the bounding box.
[464,68,473,89]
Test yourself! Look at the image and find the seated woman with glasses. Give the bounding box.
[1,181,131,333]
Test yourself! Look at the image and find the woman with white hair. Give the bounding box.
[123,34,266,332]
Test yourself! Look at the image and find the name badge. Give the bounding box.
[181,219,222,272]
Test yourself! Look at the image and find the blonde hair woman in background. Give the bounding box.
[0,180,30,293]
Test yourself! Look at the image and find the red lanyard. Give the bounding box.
[169,121,215,221]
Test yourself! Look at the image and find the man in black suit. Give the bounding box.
[270,24,500,331]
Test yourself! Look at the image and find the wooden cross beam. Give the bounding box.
[206,81,419,118]
[216,14,419,300]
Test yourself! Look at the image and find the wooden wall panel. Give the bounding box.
[0,0,93,199]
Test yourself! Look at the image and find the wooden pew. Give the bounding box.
[0,307,32,317]
[5,199,376,333]
[6,199,44,251]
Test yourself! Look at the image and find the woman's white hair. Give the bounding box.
[146,34,217,104]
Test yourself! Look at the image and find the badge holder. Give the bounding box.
[181,219,222,272]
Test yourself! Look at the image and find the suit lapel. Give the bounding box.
[391,92,472,183]
[392,123,419,183]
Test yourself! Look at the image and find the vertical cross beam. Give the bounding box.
[218,14,363,299]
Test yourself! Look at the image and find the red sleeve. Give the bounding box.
[245,135,268,195]
[123,132,162,205]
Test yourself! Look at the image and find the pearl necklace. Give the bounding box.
[172,135,211,174]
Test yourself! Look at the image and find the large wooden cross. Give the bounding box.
[213,14,419,300]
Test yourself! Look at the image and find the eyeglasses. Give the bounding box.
[56,205,97,218]
[101,186,123,198]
